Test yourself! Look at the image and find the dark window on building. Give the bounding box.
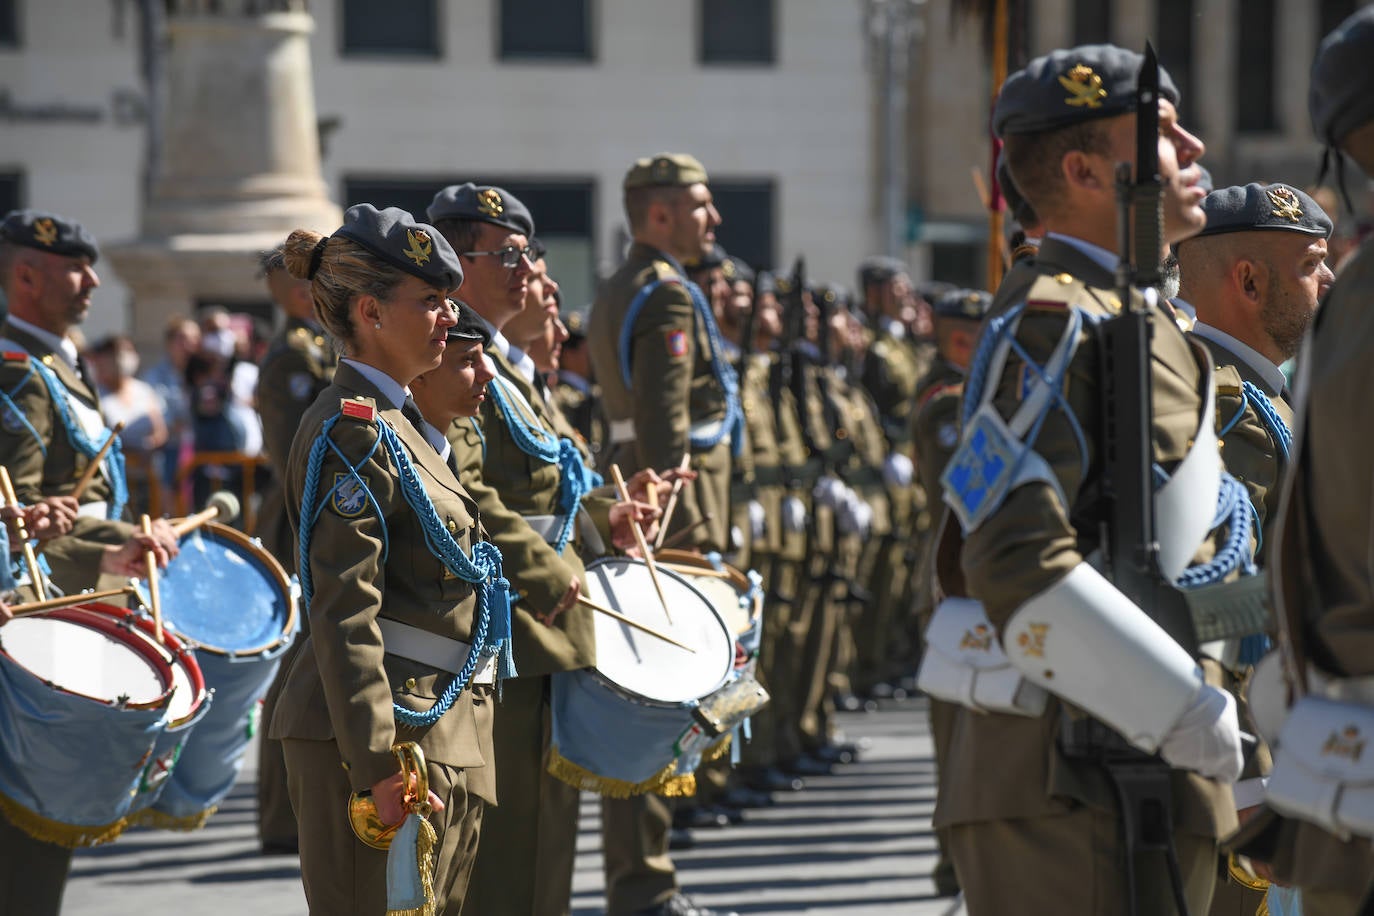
[499,0,592,60]
[700,0,775,65]
[0,172,22,214]
[0,0,17,48]
[342,176,598,308]
[930,240,984,291]
[1072,0,1111,45]
[1155,0,1195,125]
[1320,0,1358,45]
[710,180,775,272]
[1236,0,1276,133]
[340,0,440,58]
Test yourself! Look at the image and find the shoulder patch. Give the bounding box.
[1,403,26,432]
[329,472,370,518]
[340,397,377,422]
[666,329,689,358]
[290,372,315,402]
[937,421,960,450]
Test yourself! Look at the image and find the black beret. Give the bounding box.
[857,256,908,288]
[426,183,535,238]
[996,150,1034,225]
[562,309,587,340]
[723,255,754,287]
[994,44,1180,138]
[813,283,851,312]
[334,204,463,291]
[447,298,491,346]
[934,288,993,321]
[1311,6,1374,146]
[754,270,777,297]
[1196,183,1333,240]
[623,153,709,190]
[0,209,99,263]
[917,280,956,302]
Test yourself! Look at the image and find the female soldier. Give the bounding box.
[270,204,509,915]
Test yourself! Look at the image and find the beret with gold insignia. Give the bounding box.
[993,44,1180,138]
[562,309,587,342]
[0,209,99,263]
[623,153,709,191]
[856,256,907,290]
[1311,6,1374,146]
[334,204,462,291]
[724,255,754,287]
[754,270,777,297]
[1196,182,1333,239]
[447,298,492,346]
[934,288,994,321]
[426,183,535,238]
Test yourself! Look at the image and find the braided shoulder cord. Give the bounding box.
[1241,380,1292,464]
[1174,472,1258,589]
[0,365,48,458]
[297,413,514,728]
[961,302,1028,428]
[29,358,127,519]
[487,374,603,555]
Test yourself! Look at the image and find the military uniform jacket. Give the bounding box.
[552,370,605,463]
[737,352,786,556]
[829,369,893,539]
[1244,239,1374,891]
[272,362,495,803]
[256,318,336,572]
[587,241,732,552]
[936,236,1236,840]
[911,357,966,502]
[0,321,120,510]
[448,349,597,678]
[861,322,932,452]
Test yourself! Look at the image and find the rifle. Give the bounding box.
[1068,43,1193,916]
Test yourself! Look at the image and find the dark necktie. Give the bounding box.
[401,396,429,438]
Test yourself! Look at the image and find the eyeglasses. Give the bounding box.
[461,245,536,269]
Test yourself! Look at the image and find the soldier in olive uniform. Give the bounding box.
[254,241,338,855]
[586,153,740,916]
[0,210,179,594]
[1177,185,1335,914]
[271,205,496,916]
[551,311,605,460]
[933,46,1246,914]
[1230,10,1374,912]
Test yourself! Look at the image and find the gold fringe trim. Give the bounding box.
[385,814,438,916]
[702,735,733,764]
[128,804,217,832]
[546,750,698,798]
[0,791,130,849]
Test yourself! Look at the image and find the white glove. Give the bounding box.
[836,487,871,536]
[882,453,914,489]
[748,500,766,539]
[1158,684,1244,784]
[851,497,873,536]
[813,476,846,509]
[782,496,807,533]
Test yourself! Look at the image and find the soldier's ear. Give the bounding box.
[1060,149,1108,195]
[1233,258,1265,305]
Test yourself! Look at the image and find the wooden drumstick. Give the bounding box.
[69,421,125,501]
[170,491,241,537]
[141,514,164,643]
[575,596,695,653]
[660,514,713,550]
[659,561,735,580]
[0,467,44,594]
[10,586,140,619]
[652,453,693,549]
[609,464,672,625]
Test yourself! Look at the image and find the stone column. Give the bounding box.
[107,0,341,357]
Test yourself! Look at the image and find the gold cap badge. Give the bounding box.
[32,218,58,247]
[1266,186,1303,223]
[403,228,432,266]
[477,189,504,218]
[1059,64,1107,109]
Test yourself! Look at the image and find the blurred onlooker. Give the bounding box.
[141,315,201,491]
[90,334,167,512]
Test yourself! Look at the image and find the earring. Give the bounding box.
[374,322,382,330]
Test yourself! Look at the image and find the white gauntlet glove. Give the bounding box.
[882,453,914,489]
[813,475,846,509]
[748,500,766,539]
[1159,684,1244,784]
[782,496,807,533]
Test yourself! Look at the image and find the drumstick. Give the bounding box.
[575,596,696,653]
[658,562,735,580]
[660,514,713,550]
[170,491,241,537]
[10,586,141,619]
[141,514,164,643]
[609,464,672,625]
[652,454,693,549]
[0,467,44,593]
[69,421,125,501]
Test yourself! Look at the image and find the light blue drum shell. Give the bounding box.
[137,523,298,822]
[0,627,170,838]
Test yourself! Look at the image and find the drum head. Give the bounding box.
[1,611,171,707]
[584,558,733,704]
[73,604,208,726]
[154,523,293,655]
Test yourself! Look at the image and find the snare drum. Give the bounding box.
[654,549,764,654]
[69,602,212,814]
[0,605,174,847]
[135,521,298,827]
[548,557,735,797]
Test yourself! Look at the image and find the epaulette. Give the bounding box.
[1023,271,1085,310]
[918,380,964,411]
[340,396,377,422]
[1,351,29,364]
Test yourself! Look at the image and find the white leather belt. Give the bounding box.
[77,500,108,519]
[523,510,606,556]
[609,417,728,447]
[609,418,636,444]
[377,617,495,685]
[1321,674,1374,705]
[689,417,726,442]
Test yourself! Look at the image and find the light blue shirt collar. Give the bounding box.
[340,358,449,457]
[7,315,79,368]
[1046,232,1120,274]
[1190,322,1287,396]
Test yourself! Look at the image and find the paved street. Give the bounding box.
[64,699,955,915]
